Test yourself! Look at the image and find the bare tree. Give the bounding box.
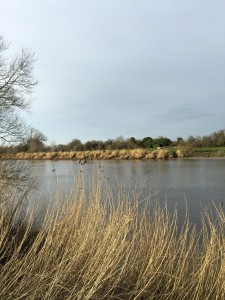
[0,34,37,201]
[26,127,47,152]
[0,35,37,143]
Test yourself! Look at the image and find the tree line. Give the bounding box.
[176,130,225,148]
[1,129,225,154]
[50,136,173,152]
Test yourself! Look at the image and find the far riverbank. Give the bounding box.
[1,147,225,160]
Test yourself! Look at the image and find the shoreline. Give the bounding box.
[1,148,225,161]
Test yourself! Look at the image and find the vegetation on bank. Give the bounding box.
[0,172,225,300]
[0,148,184,160]
[1,146,225,161]
[1,129,225,162]
[193,146,225,157]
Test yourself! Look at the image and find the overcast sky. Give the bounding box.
[1,0,225,144]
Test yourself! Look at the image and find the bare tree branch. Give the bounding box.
[0,35,37,143]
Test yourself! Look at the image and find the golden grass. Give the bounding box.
[0,148,181,161]
[0,172,225,299]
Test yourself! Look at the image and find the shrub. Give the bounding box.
[176,146,194,158]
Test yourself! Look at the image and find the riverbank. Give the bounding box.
[1,147,225,160]
[1,148,174,160]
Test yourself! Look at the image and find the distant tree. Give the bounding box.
[201,135,213,147]
[195,136,202,147]
[84,140,104,151]
[112,136,127,149]
[211,130,225,147]
[187,135,197,147]
[55,144,67,152]
[0,144,14,154]
[28,128,47,142]
[176,137,185,146]
[141,137,154,148]
[126,137,138,149]
[104,139,114,150]
[186,135,201,147]
[130,137,136,144]
[22,128,47,152]
[154,137,172,147]
[68,139,83,151]
[0,34,36,144]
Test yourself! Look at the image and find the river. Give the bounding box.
[28,158,225,229]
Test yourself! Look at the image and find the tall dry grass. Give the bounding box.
[0,171,224,299]
[0,148,180,161]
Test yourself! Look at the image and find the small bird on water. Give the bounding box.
[79,159,87,165]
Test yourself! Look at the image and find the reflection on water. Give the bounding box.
[28,159,225,228]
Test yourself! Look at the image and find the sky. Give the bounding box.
[0,0,225,144]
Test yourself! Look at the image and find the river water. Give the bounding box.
[28,158,225,228]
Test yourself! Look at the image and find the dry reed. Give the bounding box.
[0,148,180,161]
[0,171,224,299]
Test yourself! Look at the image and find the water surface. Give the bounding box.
[29,159,225,228]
